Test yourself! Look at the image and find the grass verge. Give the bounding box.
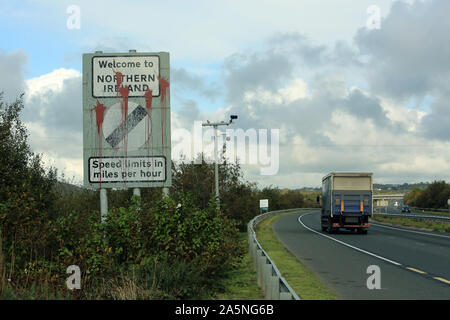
[414,209,450,217]
[255,211,339,300]
[371,216,450,233]
[213,232,265,300]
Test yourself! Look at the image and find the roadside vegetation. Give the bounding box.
[212,232,264,300]
[371,216,450,233]
[403,181,450,210]
[255,211,340,300]
[416,209,450,217]
[0,93,317,299]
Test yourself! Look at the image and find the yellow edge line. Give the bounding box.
[433,277,450,285]
[406,267,427,274]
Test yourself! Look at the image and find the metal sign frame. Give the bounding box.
[82,51,171,189]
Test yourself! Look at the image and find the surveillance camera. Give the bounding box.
[230,115,238,120]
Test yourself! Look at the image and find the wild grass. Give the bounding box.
[371,216,450,233]
[213,232,264,300]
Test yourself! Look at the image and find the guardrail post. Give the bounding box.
[257,251,265,287]
[263,260,272,299]
[270,275,280,300]
[248,233,253,252]
[251,240,257,270]
[253,241,258,269]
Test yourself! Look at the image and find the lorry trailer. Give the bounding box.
[321,172,373,234]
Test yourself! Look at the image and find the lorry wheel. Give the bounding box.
[327,219,334,234]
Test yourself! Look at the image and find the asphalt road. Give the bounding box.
[273,211,450,299]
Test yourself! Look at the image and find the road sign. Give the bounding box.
[260,199,269,209]
[83,51,171,189]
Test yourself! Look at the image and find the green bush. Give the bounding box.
[404,181,450,209]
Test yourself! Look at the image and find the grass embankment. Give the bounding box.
[413,209,450,217]
[213,232,264,300]
[371,216,450,233]
[255,211,339,300]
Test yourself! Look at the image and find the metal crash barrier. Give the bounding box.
[247,209,303,300]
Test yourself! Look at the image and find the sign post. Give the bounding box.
[82,50,171,217]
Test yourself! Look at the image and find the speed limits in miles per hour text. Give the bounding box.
[88,156,166,183]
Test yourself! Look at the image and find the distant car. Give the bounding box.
[401,205,411,213]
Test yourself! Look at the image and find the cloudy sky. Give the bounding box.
[1,0,449,188]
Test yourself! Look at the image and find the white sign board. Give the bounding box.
[82,51,171,189]
[260,199,269,208]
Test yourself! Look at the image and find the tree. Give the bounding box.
[0,93,56,206]
[414,181,450,209]
[0,93,57,277]
[171,154,260,229]
[403,185,422,206]
[279,189,305,209]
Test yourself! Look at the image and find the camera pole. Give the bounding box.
[202,115,238,210]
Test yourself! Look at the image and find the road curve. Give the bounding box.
[272,211,450,300]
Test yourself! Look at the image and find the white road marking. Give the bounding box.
[298,212,402,266]
[370,223,450,239]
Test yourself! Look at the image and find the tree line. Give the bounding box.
[403,181,450,209]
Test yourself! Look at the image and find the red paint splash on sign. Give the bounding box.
[114,70,123,88]
[158,76,169,148]
[116,72,130,179]
[144,88,153,152]
[144,89,153,112]
[94,100,107,135]
[93,99,107,187]
[158,76,169,105]
[118,85,130,122]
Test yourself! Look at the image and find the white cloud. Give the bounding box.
[21,68,83,183]
[25,68,81,98]
[379,153,450,175]
[244,77,308,105]
[380,100,426,133]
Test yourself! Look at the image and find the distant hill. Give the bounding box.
[54,180,87,193]
[373,182,430,191]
